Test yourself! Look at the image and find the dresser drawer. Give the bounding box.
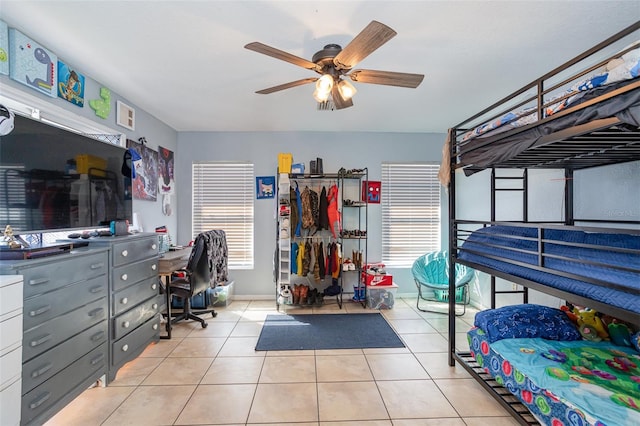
[112,276,159,316]
[22,321,107,394]
[23,275,106,331]
[0,275,22,322]
[0,378,20,426]
[23,297,106,362]
[111,315,160,367]
[112,237,158,267]
[0,345,21,390]
[20,252,107,299]
[112,257,158,292]
[112,297,160,340]
[0,313,22,356]
[21,344,106,426]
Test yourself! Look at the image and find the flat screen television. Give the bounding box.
[0,113,132,234]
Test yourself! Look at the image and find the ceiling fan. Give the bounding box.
[244,20,424,110]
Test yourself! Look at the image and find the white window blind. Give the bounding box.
[192,162,254,269]
[382,163,441,267]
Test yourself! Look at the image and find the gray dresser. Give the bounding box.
[88,233,162,383]
[0,247,110,426]
[0,233,161,425]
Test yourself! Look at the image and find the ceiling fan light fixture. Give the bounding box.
[315,74,334,92]
[337,79,357,100]
[313,88,330,103]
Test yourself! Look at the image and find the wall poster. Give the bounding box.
[57,60,85,106]
[127,138,158,201]
[256,176,275,199]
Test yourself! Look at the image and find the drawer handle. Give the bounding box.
[152,323,158,330]
[91,331,105,342]
[90,285,104,294]
[28,277,49,286]
[30,305,51,317]
[90,262,105,270]
[151,264,157,271]
[31,362,53,378]
[152,303,158,310]
[151,243,157,250]
[123,321,130,328]
[29,392,51,409]
[121,273,128,281]
[121,297,128,305]
[122,344,129,352]
[90,354,105,366]
[30,334,52,347]
[121,250,128,257]
[88,308,105,318]
[151,283,157,290]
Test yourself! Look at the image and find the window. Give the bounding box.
[192,162,254,269]
[381,163,441,267]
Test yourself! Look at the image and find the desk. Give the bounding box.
[158,248,190,339]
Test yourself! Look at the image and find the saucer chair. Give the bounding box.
[411,251,474,316]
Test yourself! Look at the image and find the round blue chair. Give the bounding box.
[411,250,474,315]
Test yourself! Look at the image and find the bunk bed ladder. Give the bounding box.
[490,168,529,308]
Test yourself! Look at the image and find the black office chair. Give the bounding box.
[167,233,217,329]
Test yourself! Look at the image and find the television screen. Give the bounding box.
[0,114,132,233]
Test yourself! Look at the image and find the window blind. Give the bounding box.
[192,162,254,269]
[381,163,441,267]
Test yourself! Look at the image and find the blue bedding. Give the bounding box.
[468,327,640,426]
[458,226,640,314]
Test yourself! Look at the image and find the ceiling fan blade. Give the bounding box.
[348,69,424,88]
[255,78,318,94]
[333,21,397,70]
[331,85,354,110]
[245,42,320,71]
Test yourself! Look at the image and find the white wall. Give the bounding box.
[176,131,447,297]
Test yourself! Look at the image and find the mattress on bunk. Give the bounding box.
[467,326,640,426]
[458,80,640,172]
[458,225,640,314]
[459,45,640,144]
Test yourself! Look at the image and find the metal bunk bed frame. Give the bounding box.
[446,21,640,425]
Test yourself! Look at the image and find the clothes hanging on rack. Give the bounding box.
[327,184,341,239]
[301,186,314,229]
[302,240,312,276]
[296,242,304,274]
[318,186,329,230]
[290,186,299,237]
[294,182,303,237]
[291,242,299,275]
[312,242,321,282]
[318,241,326,277]
[309,188,319,227]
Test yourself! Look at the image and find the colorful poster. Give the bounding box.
[57,60,85,106]
[127,138,158,201]
[9,29,57,97]
[256,176,275,199]
[0,21,9,75]
[362,180,381,204]
[158,146,175,195]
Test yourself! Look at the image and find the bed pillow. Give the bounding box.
[474,304,582,343]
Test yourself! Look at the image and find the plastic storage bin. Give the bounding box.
[278,153,293,173]
[210,281,234,307]
[366,283,397,309]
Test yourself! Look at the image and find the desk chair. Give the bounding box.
[168,233,217,329]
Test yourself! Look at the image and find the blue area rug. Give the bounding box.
[255,313,405,351]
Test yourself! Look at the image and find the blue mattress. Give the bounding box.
[458,226,640,314]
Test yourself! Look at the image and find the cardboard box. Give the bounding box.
[278,153,292,173]
[366,283,397,309]
[361,272,393,286]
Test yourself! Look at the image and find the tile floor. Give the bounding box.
[45,297,521,426]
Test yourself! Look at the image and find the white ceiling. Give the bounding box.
[1,1,638,133]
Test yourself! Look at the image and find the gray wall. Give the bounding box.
[176,131,447,297]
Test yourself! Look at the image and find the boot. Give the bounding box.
[307,288,317,305]
[293,284,301,305]
[299,285,309,305]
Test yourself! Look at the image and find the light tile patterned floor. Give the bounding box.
[44,297,520,426]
